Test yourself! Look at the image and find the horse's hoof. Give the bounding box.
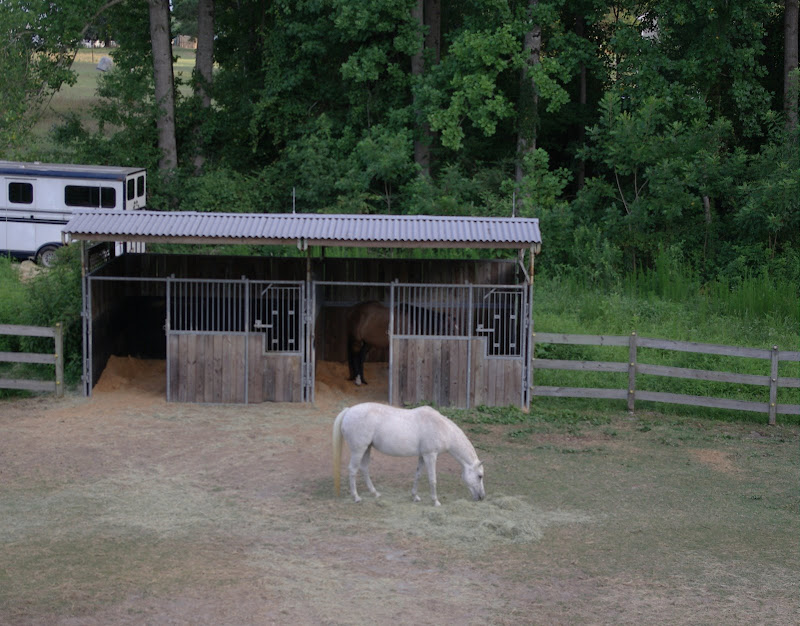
[433,500,441,507]
[353,496,362,503]
[412,495,421,502]
[354,375,362,386]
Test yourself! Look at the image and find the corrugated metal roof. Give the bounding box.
[63,211,541,250]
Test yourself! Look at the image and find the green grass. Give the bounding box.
[30,48,198,152]
[532,273,800,423]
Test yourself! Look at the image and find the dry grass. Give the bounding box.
[0,362,798,624]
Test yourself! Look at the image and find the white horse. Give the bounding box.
[332,402,485,506]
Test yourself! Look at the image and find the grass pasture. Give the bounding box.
[31,48,197,149]
[0,383,797,624]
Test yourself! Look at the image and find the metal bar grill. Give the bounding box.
[392,284,469,337]
[252,281,303,354]
[473,287,525,357]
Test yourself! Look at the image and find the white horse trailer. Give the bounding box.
[0,161,146,266]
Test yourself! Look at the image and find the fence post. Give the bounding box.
[54,323,64,398]
[627,331,638,412]
[769,345,779,426]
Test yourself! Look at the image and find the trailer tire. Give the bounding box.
[36,245,60,268]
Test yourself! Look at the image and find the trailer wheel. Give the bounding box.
[36,245,60,268]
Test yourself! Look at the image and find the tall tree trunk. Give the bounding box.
[425,0,441,63]
[785,0,799,133]
[575,14,587,191]
[514,0,541,215]
[411,0,430,177]
[148,0,178,172]
[193,0,215,173]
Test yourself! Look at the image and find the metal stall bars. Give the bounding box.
[166,277,307,403]
[390,282,530,409]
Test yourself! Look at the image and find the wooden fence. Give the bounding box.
[532,332,800,425]
[0,324,64,397]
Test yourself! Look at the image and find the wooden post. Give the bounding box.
[769,345,779,425]
[54,323,64,397]
[627,331,638,412]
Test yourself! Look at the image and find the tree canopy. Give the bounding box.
[1,0,797,284]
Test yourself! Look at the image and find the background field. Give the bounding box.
[1,362,797,625]
[32,48,197,147]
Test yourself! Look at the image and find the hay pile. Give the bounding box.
[377,494,591,547]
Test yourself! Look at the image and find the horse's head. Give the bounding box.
[462,460,485,501]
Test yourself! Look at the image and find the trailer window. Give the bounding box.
[8,182,33,204]
[65,185,116,208]
[65,185,99,207]
[127,179,135,200]
[101,187,116,208]
[137,175,145,197]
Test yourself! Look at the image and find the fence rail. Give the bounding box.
[532,332,800,425]
[0,324,64,396]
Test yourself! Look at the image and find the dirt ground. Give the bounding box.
[1,357,798,625]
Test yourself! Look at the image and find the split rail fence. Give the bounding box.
[532,332,800,425]
[0,323,64,397]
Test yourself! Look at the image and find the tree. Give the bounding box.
[192,0,215,172]
[515,0,542,215]
[786,0,799,132]
[148,0,177,172]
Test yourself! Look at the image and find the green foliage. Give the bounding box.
[0,248,83,391]
[5,0,795,292]
[19,247,84,383]
[176,168,262,213]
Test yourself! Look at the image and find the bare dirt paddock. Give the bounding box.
[1,357,798,625]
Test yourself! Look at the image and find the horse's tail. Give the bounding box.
[332,407,348,496]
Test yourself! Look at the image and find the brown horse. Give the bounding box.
[346,300,461,385]
[346,301,389,385]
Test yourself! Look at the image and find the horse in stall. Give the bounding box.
[332,402,485,506]
[346,300,460,385]
[346,301,390,385]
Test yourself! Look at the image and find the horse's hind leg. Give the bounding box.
[411,456,424,502]
[348,446,380,502]
[359,447,380,499]
[348,448,364,502]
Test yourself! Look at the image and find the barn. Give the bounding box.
[63,211,541,409]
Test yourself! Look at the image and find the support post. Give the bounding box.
[769,345,779,425]
[54,322,64,397]
[627,331,638,412]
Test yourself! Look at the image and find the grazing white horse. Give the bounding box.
[332,402,485,506]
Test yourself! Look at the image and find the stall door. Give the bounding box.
[166,278,310,403]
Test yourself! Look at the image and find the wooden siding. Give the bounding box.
[168,334,246,403]
[470,338,523,408]
[391,338,469,408]
[247,334,303,403]
[390,337,523,409]
[167,333,302,403]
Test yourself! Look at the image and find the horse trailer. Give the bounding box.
[0,161,146,266]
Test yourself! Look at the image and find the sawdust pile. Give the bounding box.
[92,356,388,409]
[314,360,389,410]
[94,355,166,394]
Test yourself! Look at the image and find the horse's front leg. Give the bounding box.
[422,453,441,506]
[355,342,369,385]
[347,338,359,381]
[411,456,424,502]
